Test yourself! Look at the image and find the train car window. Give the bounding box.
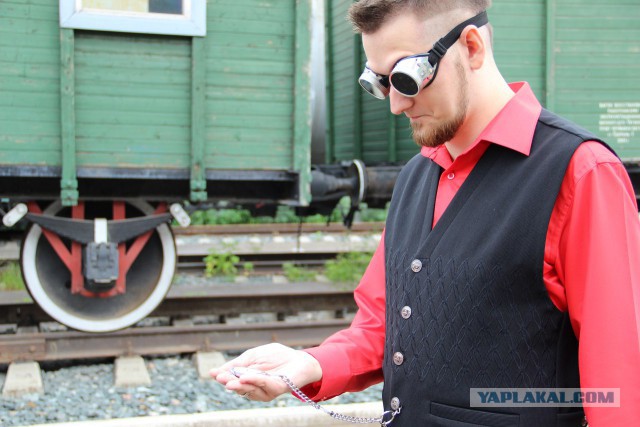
[59,0,205,36]
[81,0,183,15]
[149,0,183,15]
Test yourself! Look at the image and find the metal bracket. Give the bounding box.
[24,212,172,244]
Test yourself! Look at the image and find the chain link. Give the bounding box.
[231,368,400,425]
[278,374,401,425]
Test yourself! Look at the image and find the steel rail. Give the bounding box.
[0,222,383,261]
[0,319,351,364]
[171,222,384,236]
[0,282,358,326]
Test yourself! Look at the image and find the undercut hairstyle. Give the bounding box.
[348,0,492,34]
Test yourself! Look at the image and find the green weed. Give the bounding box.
[0,262,24,291]
[325,252,373,285]
[204,251,239,277]
[242,262,254,276]
[283,262,317,282]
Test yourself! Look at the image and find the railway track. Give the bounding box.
[0,222,384,262]
[0,319,352,365]
[0,282,357,364]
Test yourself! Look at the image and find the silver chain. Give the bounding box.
[230,368,400,426]
[277,374,400,426]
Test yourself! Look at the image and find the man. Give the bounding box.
[212,1,640,425]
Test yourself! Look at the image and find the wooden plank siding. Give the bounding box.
[0,1,61,166]
[74,31,192,169]
[0,0,313,204]
[204,0,296,170]
[552,0,640,159]
[491,0,547,100]
[327,0,640,164]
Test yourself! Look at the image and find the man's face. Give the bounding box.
[362,12,470,148]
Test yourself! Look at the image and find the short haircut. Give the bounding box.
[348,0,491,34]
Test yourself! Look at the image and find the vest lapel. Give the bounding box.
[418,145,503,257]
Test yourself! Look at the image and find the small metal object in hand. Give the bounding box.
[229,367,400,426]
[230,367,269,377]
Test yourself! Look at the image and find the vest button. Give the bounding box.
[393,352,404,366]
[401,306,412,319]
[390,397,401,410]
[447,172,455,180]
[410,259,422,273]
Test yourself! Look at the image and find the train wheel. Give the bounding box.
[21,200,176,333]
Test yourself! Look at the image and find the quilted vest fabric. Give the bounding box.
[382,109,605,427]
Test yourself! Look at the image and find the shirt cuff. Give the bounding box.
[300,344,355,401]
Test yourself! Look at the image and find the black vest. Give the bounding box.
[382,110,605,427]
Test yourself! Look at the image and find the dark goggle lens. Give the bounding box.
[360,79,377,94]
[389,72,420,96]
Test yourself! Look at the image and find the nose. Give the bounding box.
[389,88,413,115]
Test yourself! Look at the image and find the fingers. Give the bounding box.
[209,350,255,383]
[224,373,289,402]
[208,343,305,402]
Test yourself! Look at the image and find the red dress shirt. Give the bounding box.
[303,83,640,426]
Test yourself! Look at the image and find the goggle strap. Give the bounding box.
[434,11,489,58]
[431,41,448,61]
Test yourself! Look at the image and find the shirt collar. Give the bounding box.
[421,81,542,160]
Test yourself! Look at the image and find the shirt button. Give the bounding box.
[390,397,401,410]
[447,172,455,180]
[410,259,422,273]
[401,306,412,319]
[393,352,404,366]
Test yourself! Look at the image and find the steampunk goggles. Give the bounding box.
[358,11,489,99]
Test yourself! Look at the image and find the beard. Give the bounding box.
[411,59,469,148]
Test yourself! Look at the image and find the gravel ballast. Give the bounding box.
[0,355,383,427]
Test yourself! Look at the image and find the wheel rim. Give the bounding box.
[21,200,176,333]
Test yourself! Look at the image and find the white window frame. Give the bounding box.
[60,0,206,37]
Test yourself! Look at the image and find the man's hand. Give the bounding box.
[210,343,323,402]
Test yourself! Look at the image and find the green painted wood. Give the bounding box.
[491,0,546,100]
[205,33,294,52]
[327,0,356,158]
[190,37,207,202]
[545,0,557,111]
[552,1,640,159]
[60,28,78,206]
[204,0,296,171]
[387,113,398,163]
[362,97,393,162]
[76,153,190,168]
[207,21,293,37]
[0,0,313,206]
[207,100,293,117]
[0,0,60,168]
[293,0,313,205]
[353,33,363,160]
[324,0,335,163]
[74,32,191,169]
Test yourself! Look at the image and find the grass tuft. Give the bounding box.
[0,262,25,291]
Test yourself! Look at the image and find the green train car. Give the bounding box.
[1,0,315,206]
[325,0,640,196]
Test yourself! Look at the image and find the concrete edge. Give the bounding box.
[22,402,384,427]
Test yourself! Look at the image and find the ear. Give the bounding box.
[459,26,486,70]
